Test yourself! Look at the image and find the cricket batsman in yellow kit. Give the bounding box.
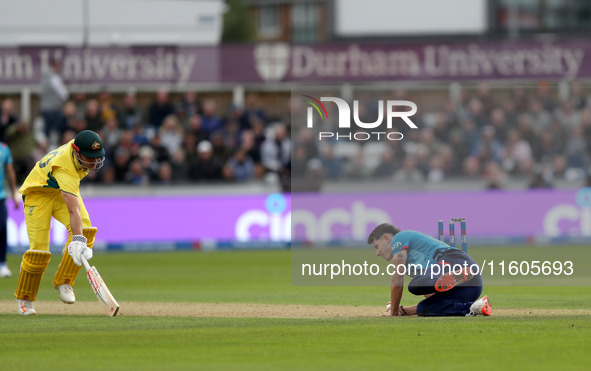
[15,130,105,315]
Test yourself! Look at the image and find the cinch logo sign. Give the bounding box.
[234,194,391,242]
[303,95,418,141]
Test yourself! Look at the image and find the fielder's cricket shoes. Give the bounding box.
[466,295,492,316]
[0,264,11,278]
[435,267,474,292]
[16,299,37,316]
[57,284,76,304]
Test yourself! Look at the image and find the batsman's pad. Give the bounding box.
[53,227,97,288]
[14,250,52,301]
[82,227,97,248]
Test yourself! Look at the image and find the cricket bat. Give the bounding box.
[81,256,120,316]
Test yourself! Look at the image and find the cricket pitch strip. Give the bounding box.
[0,300,590,318]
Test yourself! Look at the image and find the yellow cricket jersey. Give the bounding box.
[19,140,89,197]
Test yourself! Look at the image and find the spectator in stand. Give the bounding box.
[464,98,489,128]
[393,157,424,183]
[224,149,255,182]
[529,164,553,189]
[547,119,569,154]
[130,123,150,147]
[501,98,519,128]
[564,125,587,171]
[529,99,552,134]
[476,82,496,115]
[189,140,223,181]
[175,91,202,126]
[432,112,450,143]
[501,129,533,175]
[113,147,132,182]
[427,156,445,183]
[517,113,540,160]
[552,155,568,181]
[240,93,267,131]
[569,81,587,110]
[201,99,223,137]
[98,88,118,124]
[555,100,581,130]
[100,117,122,152]
[222,118,241,149]
[463,156,481,178]
[84,99,103,133]
[372,148,397,178]
[181,133,198,167]
[157,161,174,184]
[170,149,189,182]
[511,87,530,113]
[40,57,68,142]
[535,81,557,112]
[210,131,233,165]
[290,146,310,179]
[471,126,504,165]
[148,88,175,129]
[448,130,470,175]
[61,101,81,133]
[484,161,506,190]
[126,159,149,186]
[460,118,479,146]
[72,92,87,121]
[138,145,159,182]
[117,91,143,129]
[261,123,291,175]
[158,115,184,158]
[0,99,18,142]
[489,108,508,143]
[239,129,261,164]
[321,145,344,179]
[150,135,171,164]
[251,118,267,149]
[186,114,208,144]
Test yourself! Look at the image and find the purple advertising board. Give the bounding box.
[1,40,590,87]
[291,189,591,243]
[0,46,218,85]
[6,189,590,252]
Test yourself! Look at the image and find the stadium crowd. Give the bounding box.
[1,81,591,191]
[294,81,591,190]
[0,88,293,189]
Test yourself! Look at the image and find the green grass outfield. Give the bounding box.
[1,248,590,370]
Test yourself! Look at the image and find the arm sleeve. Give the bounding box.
[6,147,13,165]
[391,232,410,256]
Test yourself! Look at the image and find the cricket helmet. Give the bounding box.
[73,130,105,171]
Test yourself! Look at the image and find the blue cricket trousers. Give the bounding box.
[408,249,483,316]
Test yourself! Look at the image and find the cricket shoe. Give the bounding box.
[0,264,11,278]
[17,299,37,316]
[57,284,76,304]
[466,295,492,316]
[435,266,474,292]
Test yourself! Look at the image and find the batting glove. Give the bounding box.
[68,235,92,266]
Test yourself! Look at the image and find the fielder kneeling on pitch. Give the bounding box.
[14,130,105,315]
[368,223,492,317]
